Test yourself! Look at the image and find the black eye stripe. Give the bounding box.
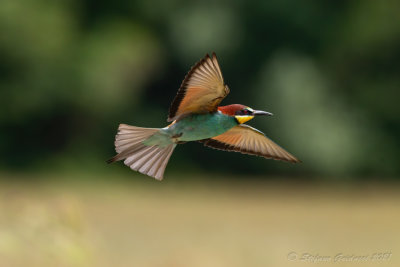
[235,109,252,115]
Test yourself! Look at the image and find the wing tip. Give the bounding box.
[204,52,216,58]
[290,157,302,163]
[278,157,301,164]
[282,152,301,163]
[205,52,218,62]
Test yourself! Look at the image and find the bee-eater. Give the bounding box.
[108,53,300,180]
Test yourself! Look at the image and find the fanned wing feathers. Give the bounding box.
[168,53,229,122]
[201,125,300,163]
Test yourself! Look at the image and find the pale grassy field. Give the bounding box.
[0,172,399,267]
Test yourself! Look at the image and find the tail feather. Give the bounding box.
[108,124,176,180]
[149,144,175,179]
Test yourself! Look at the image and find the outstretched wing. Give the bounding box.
[168,53,229,122]
[201,124,300,163]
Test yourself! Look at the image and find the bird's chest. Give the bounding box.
[167,113,237,142]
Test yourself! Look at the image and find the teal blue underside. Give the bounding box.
[142,112,238,147]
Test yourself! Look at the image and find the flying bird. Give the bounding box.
[108,53,300,180]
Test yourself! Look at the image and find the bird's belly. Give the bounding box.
[165,113,237,142]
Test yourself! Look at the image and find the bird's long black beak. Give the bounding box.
[253,110,273,116]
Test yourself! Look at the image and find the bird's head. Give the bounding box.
[218,104,273,124]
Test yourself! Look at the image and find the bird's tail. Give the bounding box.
[107,124,176,180]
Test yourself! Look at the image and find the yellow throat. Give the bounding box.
[235,115,254,124]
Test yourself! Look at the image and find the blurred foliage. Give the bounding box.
[0,0,399,178]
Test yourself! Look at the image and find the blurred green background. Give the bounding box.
[1,0,399,266]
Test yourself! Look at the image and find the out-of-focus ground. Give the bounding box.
[1,172,398,267]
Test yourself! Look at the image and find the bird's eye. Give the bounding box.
[243,109,253,115]
[235,109,252,115]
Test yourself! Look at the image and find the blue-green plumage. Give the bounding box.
[142,112,238,147]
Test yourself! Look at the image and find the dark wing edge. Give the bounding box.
[199,125,301,163]
[167,52,227,122]
[200,139,299,163]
